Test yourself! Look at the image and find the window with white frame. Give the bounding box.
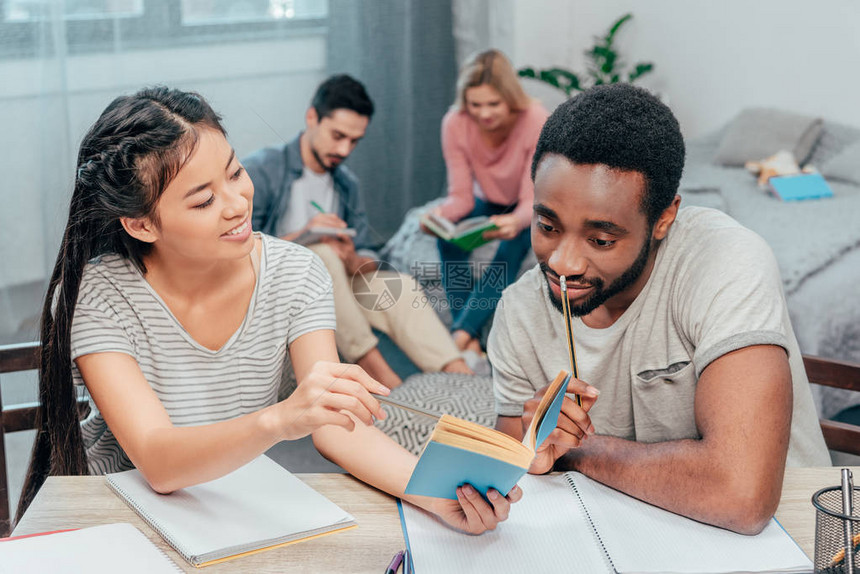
[0,0,328,58]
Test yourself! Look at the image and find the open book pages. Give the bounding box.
[403,371,570,499]
[521,370,570,451]
[0,523,182,573]
[421,213,497,237]
[401,473,813,574]
[106,456,356,568]
[419,212,498,250]
[450,215,497,235]
[431,415,535,469]
[419,212,457,236]
[430,370,570,466]
[292,225,356,246]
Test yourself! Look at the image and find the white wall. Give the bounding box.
[509,0,860,138]
[0,34,326,292]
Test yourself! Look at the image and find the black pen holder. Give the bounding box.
[812,485,860,574]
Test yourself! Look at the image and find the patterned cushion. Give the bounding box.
[375,372,496,455]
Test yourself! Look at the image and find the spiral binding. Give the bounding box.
[106,476,195,567]
[565,473,617,574]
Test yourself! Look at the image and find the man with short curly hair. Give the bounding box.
[489,83,829,535]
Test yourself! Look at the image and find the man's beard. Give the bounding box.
[543,235,653,317]
[311,145,343,173]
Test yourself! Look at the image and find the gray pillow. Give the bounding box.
[820,138,860,185]
[714,108,823,166]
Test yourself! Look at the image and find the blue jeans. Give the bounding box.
[437,198,531,338]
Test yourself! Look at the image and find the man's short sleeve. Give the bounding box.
[487,297,539,417]
[677,226,790,376]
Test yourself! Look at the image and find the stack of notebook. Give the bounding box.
[106,455,356,568]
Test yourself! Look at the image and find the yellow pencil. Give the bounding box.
[830,531,860,566]
[559,276,582,407]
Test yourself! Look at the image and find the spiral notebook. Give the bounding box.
[0,523,182,573]
[401,472,812,574]
[106,455,356,568]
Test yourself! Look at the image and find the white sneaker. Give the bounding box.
[461,350,491,377]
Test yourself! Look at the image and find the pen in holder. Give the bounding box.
[812,468,860,573]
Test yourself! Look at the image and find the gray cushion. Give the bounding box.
[714,108,823,166]
[806,121,860,166]
[820,138,860,185]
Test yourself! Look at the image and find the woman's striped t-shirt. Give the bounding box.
[70,234,336,474]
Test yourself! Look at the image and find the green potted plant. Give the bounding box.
[519,13,654,95]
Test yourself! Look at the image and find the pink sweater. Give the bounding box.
[438,100,548,231]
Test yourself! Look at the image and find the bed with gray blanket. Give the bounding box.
[679,110,860,419]
[379,108,860,427]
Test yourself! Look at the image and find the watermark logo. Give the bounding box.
[410,261,509,292]
[351,260,510,312]
[352,260,403,311]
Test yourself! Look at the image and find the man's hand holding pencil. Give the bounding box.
[526,275,600,475]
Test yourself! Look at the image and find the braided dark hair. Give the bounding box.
[16,86,225,522]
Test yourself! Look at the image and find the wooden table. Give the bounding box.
[773,466,858,561]
[12,467,858,571]
[13,474,406,573]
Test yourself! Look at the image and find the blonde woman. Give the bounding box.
[430,49,548,353]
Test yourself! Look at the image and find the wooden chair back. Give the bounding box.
[0,342,91,536]
[0,341,41,537]
[803,354,860,456]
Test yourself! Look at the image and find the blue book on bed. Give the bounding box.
[404,371,571,500]
[768,173,833,201]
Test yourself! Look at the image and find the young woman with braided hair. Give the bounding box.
[16,86,520,534]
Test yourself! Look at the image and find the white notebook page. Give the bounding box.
[0,523,180,573]
[402,473,610,574]
[569,472,813,574]
[107,456,354,562]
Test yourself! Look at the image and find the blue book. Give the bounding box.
[768,173,833,201]
[404,371,571,500]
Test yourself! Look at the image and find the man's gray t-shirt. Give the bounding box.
[488,207,829,466]
[275,166,338,238]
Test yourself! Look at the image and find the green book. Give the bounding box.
[420,212,499,251]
